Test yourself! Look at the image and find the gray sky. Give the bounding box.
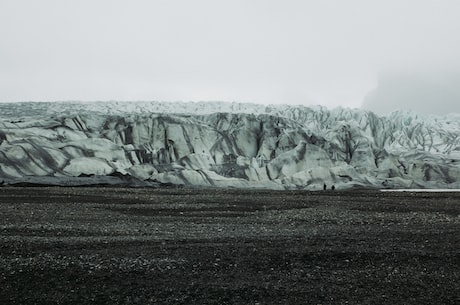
[1,0,460,113]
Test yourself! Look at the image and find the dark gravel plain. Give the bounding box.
[0,186,459,305]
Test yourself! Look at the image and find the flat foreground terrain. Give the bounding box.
[0,187,459,304]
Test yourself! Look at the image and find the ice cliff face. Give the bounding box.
[0,101,459,189]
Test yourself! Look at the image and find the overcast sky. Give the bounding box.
[1,0,459,114]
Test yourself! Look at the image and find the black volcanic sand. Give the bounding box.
[0,187,459,305]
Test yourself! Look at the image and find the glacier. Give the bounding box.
[0,101,459,189]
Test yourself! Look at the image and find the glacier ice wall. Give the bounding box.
[0,101,459,189]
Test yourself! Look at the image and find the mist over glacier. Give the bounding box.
[0,101,459,190]
[362,69,460,115]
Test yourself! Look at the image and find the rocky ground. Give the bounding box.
[0,186,459,304]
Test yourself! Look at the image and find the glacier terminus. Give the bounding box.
[0,101,459,190]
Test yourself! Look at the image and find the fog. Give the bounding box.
[1,0,459,114]
[362,69,460,115]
